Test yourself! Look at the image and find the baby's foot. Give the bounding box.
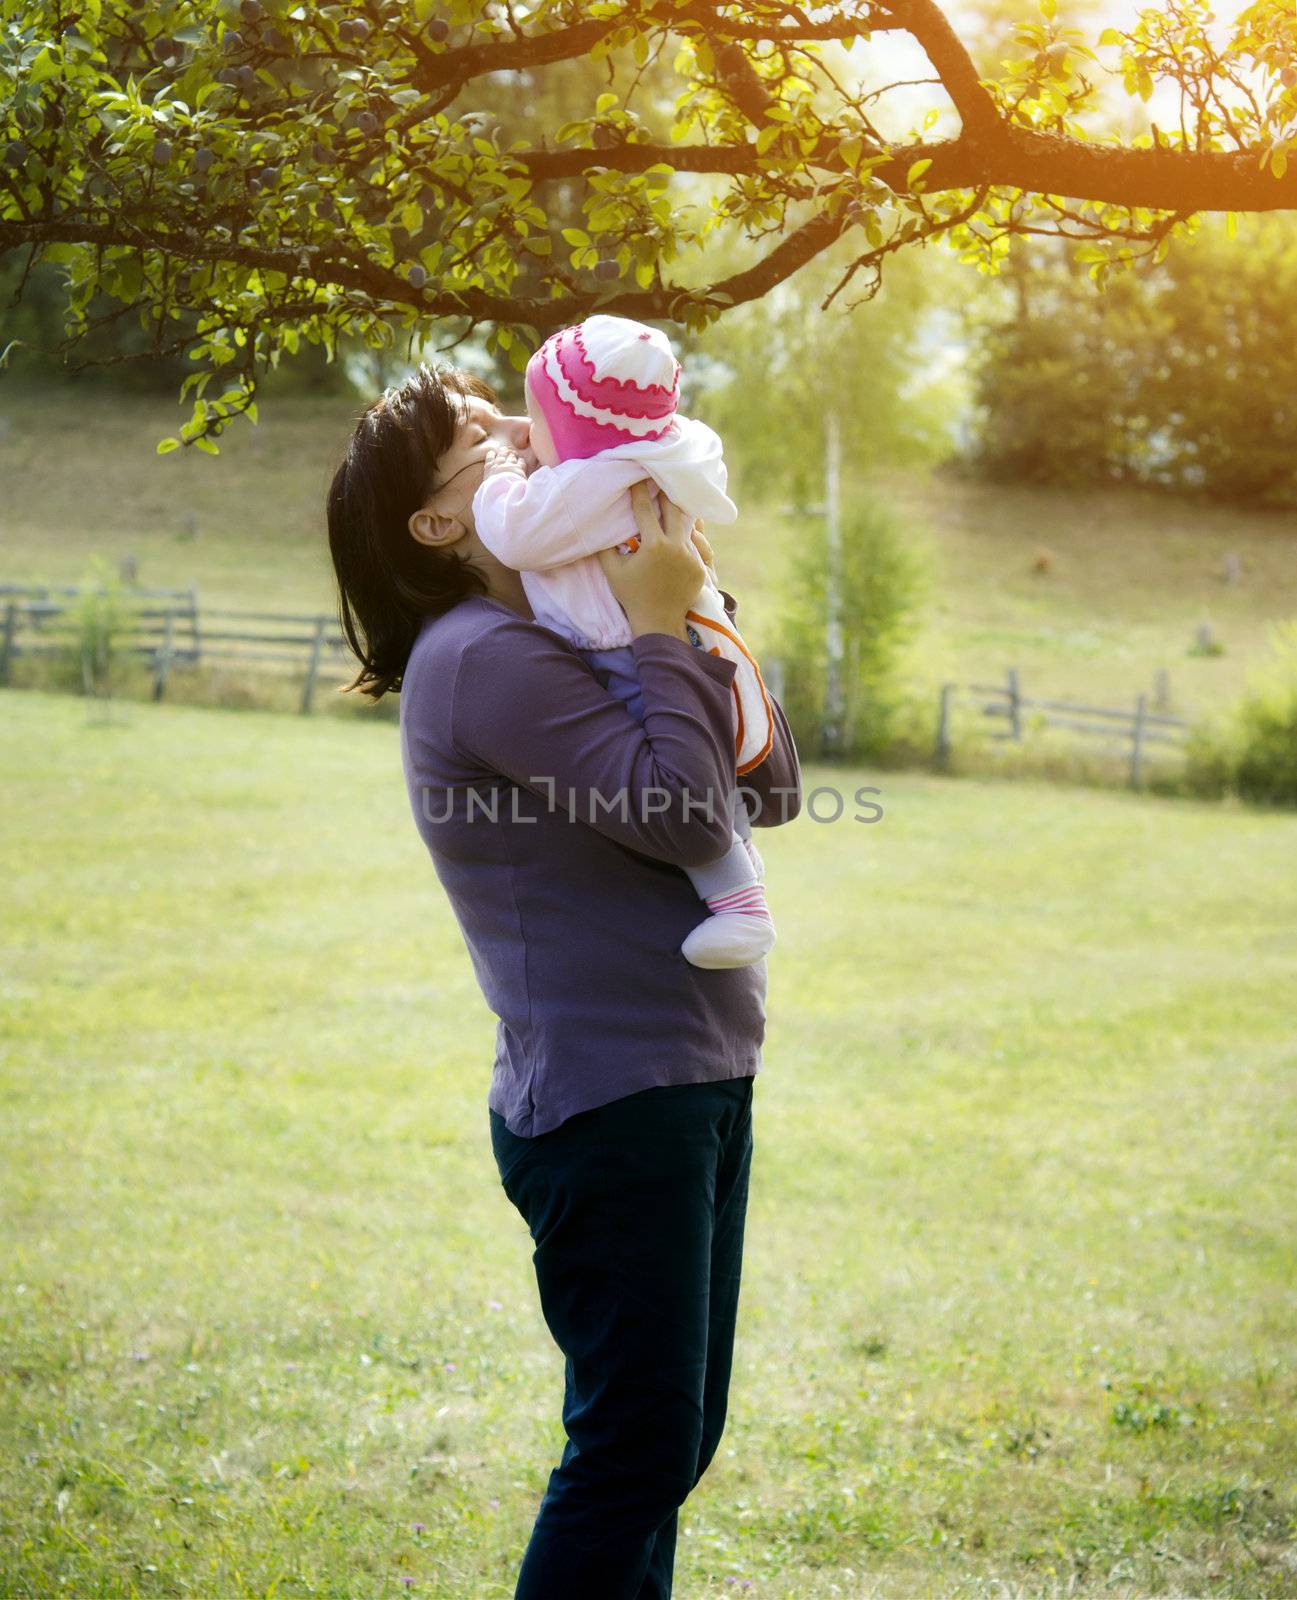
[681,882,776,969]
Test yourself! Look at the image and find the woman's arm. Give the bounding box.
[450,617,744,867]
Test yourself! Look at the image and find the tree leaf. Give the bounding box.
[28,47,60,85]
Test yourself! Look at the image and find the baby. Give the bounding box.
[471,313,778,970]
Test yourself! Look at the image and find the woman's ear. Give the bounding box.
[408,506,467,547]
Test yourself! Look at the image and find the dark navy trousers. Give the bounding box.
[489,1075,755,1600]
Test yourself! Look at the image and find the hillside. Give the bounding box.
[3,384,1295,723]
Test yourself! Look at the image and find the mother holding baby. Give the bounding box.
[325,318,802,1600]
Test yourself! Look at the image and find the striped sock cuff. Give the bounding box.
[705,885,771,916]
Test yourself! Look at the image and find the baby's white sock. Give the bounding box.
[680,880,776,969]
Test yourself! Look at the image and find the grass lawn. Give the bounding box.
[2,689,1295,1598]
[3,385,1296,733]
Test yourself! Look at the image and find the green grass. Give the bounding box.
[2,386,1296,736]
[2,689,1295,1598]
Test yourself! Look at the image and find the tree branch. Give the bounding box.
[412,0,885,98]
[876,0,1001,139]
[518,128,1297,211]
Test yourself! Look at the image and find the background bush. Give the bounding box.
[1184,619,1297,806]
[773,489,932,765]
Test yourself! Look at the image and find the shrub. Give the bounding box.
[68,556,134,701]
[1183,620,1297,807]
[772,490,931,763]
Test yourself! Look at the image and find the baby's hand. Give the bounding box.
[483,443,528,480]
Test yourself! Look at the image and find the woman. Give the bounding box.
[326,363,802,1600]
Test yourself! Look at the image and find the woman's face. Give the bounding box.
[429,393,536,529]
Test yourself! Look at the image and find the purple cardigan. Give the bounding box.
[399,589,803,1137]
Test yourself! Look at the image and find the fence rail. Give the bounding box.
[934,668,1192,788]
[0,584,350,713]
[3,586,1202,772]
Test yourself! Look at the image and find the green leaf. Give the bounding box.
[561,227,590,245]
[156,437,181,455]
[28,47,60,85]
[906,158,933,187]
[194,436,220,456]
[1098,27,1123,46]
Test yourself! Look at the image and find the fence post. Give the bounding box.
[152,609,175,702]
[1130,693,1147,789]
[301,616,326,714]
[188,584,201,663]
[934,681,955,768]
[1006,667,1022,742]
[0,602,16,686]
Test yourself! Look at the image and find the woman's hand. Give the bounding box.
[596,482,707,642]
[691,521,719,587]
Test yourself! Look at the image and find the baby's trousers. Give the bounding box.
[489,1076,755,1599]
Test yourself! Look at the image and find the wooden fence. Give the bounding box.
[0,583,350,713]
[934,668,1191,788]
[1,587,1197,775]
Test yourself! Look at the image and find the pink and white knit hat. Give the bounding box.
[525,314,681,463]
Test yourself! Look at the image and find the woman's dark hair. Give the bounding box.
[327,363,497,699]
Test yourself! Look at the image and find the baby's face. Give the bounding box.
[524,377,560,468]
